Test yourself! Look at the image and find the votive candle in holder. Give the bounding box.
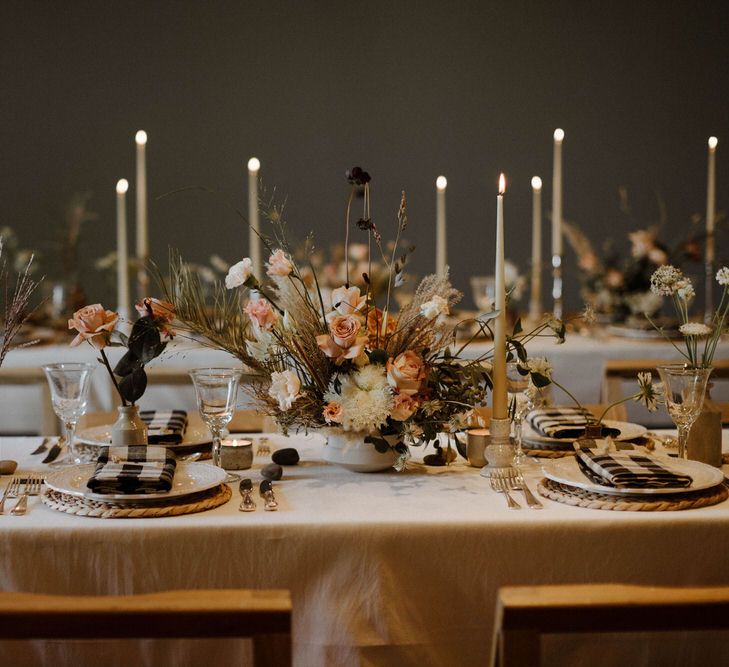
[220,438,253,471]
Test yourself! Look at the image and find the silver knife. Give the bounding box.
[31,438,51,455]
[42,440,64,464]
[259,480,278,511]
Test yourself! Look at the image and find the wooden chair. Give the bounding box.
[492,583,729,666]
[0,367,57,435]
[0,588,292,666]
[601,358,729,423]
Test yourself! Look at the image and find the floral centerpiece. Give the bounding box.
[163,167,564,470]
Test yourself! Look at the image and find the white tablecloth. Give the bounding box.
[1,433,729,666]
[4,335,727,434]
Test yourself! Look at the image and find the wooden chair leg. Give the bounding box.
[498,629,540,667]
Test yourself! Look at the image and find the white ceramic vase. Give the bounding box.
[111,405,148,446]
[323,428,398,473]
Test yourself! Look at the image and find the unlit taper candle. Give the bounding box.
[135,130,148,300]
[436,176,447,278]
[248,157,262,279]
[529,176,543,321]
[116,179,130,320]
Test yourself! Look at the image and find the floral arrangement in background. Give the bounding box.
[67,298,174,404]
[563,189,703,324]
[163,167,565,463]
[0,238,43,368]
[649,265,729,368]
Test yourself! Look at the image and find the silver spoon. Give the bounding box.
[238,478,256,512]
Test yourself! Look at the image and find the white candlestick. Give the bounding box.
[116,179,130,320]
[248,157,262,279]
[493,173,508,420]
[529,176,543,320]
[705,136,718,323]
[551,128,564,319]
[135,130,148,299]
[435,176,447,278]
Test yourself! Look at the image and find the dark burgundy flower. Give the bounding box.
[346,166,371,186]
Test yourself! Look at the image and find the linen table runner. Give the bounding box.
[140,410,188,444]
[87,446,177,494]
[575,449,693,489]
[526,407,620,439]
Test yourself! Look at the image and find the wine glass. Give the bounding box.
[42,363,96,466]
[470,275,496,313]
[506,362,532,465]
[657,365,712,459]
[189,368,241,482]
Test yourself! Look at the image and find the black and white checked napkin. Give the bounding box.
[86,446,177,494]
[140,410,188,445]
[575,449,693,489]
[526,407,620,440]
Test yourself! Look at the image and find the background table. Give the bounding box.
[4,334,727,434]
[1,432,729,666]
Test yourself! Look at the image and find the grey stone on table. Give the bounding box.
[261,463,283,481]
[272,447,300,465]
[0,460,18,475]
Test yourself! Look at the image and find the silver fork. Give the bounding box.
[11,474,42,516]
[504,468,543,509]
[490,474,521,509]
[0,477,21,515]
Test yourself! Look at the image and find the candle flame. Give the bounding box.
[531,176,542,191]
[553,128,564,142]
[247,157,261,173]
[116,179,129,194]
[135,130,147,145]
[498,173,506,194]
[436,175,447,191]
[709,136,718,149]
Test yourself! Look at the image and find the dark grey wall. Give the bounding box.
[2,0,728,309]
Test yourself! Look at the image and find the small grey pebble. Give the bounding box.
[261,463,283,481]
[272,448,299,466]
[0,460,18,475]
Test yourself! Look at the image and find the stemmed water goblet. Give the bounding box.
[189,368,241,482]
[42,362,96,466]
[506,362,532,466]
[657,365,711,460]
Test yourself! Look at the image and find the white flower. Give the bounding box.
[716,267,729,286]
[675,279,695,301]
[328,285,366,321]
[679,322,712,337]
[521,357,553,380]
[246,337,270,362]
[324,367,393,432]
[225,258,254,289]
[635,372,661,412]
[420,295,449,319]
[650,265,682,296]
[268,370,301,411]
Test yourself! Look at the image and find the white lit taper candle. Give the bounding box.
[529,176,543,321]
[705,136,718,322]
[116,179,130,320]
[135,130,148,299]
[248,157,262,278]
[492,173,508,421]
[551,128,564,319]
[435,175,447,278]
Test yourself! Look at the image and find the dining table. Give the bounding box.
[1,430,729,666]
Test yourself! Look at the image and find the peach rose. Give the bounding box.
[390,393,419,421]
[135,297,175,322]
[323,401,343,424]
[245,298,278,331]
[267,249,293,277]
[386,350,426,396]
[316,316,368,366]
[330,315,361,348]
[68,304,118,349]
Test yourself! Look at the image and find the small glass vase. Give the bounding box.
[111,405,148,446]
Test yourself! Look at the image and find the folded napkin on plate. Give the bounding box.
[575,449,692,489]
[140,410,188,444]
[526,407,620,440]
[86,446,177,494]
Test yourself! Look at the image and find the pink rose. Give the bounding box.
[267,249,293,277]
[323,401,343,424]
[244,299,278,331]
[68,304,118,349]
[316,315,368,366]
[390,393,419,421]
[386,351,426,396]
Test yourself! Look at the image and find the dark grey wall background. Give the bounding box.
[2,0,728,309]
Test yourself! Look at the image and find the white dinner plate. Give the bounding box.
[76,422,212,449]
[45,462,227,503]
[541,456,724,496]
[522,419,647,446]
